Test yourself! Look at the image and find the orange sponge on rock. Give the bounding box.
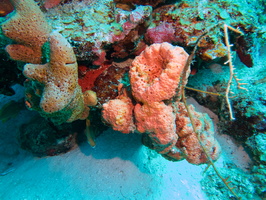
[102,92,135,134]
[134,102,178,154]
[129,42,189,103]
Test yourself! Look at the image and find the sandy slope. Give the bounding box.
[0,85,252,200]
[0,126,208,200]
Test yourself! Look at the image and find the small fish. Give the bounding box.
[84,119,96,148]
[0,99,25,123]
[0,167,15,176]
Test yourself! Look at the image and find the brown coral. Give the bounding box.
[92,65,129,106]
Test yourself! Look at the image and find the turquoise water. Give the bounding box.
[0,0,265,199]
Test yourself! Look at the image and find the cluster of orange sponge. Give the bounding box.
[130,43,188,154]
[102,42,221,164]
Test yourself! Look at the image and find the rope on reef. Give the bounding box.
[223,24,247,120]
[179,23,242,200]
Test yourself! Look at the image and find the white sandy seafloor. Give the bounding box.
[0,85,253,200]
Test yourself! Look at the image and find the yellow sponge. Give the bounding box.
[2,0,51,63]
[24,32,95,123]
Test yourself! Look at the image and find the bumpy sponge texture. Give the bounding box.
[130,42,189,103]
[2,0,51,63]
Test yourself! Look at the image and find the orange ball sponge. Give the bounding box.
[129,42,189,103]
[102,95,135,134]
[134,102,178,154]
